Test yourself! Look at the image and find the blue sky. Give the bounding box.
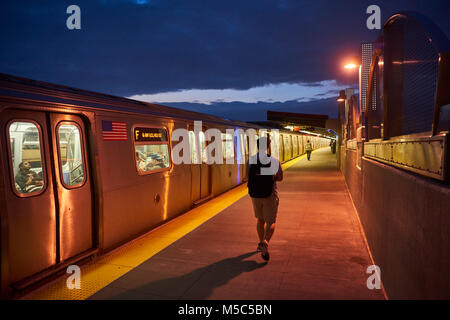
[1,0,449,120]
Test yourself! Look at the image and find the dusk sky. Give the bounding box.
[1,0,449,121]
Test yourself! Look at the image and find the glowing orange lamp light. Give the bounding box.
[344,63,358,69]
[336,91,346,102]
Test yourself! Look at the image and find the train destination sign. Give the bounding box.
[134,127,168,142]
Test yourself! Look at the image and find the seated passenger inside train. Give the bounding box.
[136,151,146,172]
[14,161,43,193]
[147,153,166,170]
[136,149,169,172]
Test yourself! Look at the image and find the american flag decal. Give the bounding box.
[102,120,128,141]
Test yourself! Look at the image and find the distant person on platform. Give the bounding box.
[247,136,283,261]
[331,140,336,154]
[305,140,312,160]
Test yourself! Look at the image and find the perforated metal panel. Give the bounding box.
[361,43,373,113]
[401,18,439,134]
[366,55,383,140]
[384,16,440,136]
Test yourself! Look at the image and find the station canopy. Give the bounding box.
[250,110,336,138]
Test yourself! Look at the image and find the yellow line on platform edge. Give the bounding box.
[23,152,309,300]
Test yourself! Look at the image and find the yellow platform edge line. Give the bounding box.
[24,152,310,300]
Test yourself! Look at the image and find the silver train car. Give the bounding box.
[0,73,330,298]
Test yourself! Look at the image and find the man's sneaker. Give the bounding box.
[257,242,264,252]
[261,242,270,261]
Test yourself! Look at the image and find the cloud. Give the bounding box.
[161,97,340,122]
[128,80,347,104]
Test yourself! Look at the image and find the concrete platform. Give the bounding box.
[89,148,386,300]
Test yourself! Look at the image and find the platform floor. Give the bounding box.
[87,148,385,300]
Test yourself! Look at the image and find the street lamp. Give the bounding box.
[337,91,346,102]
[343,56,360,70]
[344,63,358,69]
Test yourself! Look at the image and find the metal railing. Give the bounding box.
[346,12,450,181]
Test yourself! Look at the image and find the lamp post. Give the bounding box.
[337,91,346,102]
[344,56,363,135]
[337,90,347,144]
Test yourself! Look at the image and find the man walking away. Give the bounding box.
[305,140,312,160]
[247,136,283,261]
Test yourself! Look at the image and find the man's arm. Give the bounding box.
[274,160,283,182]
[15,173,33,190]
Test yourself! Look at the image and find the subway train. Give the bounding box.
[0,73,330,298]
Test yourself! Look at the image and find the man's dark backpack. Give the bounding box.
[247,155,274,198]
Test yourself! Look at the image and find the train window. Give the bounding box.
[244,136,249,156]
[134,127,171,173]
[199,131,208,163]
[188,131,199,164]
[188,130,208,164]
[221,133,234,160]
[8,121,45,195]
[249,134,258,157]
[238,133,246,162]
[57,123,85,187]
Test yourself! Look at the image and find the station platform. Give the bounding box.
[24,148,386,300]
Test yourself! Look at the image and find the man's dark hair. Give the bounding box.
[257,136,271,151]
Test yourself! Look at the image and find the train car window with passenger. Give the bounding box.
[57,123,85,187]
[8,121,45,195]
[134,127,171,173]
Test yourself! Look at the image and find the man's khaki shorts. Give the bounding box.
[251,193,279,224]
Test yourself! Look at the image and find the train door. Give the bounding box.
[283,135,289,161]
[279,134,284,162]
[189,126,211,204]
[49,113,93,261]
[1,109,93,285]
[292,135,298,157]
[286,135,292,160]
[242,134,250,180]
[200,128,211,199]
[237,132,246,182]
